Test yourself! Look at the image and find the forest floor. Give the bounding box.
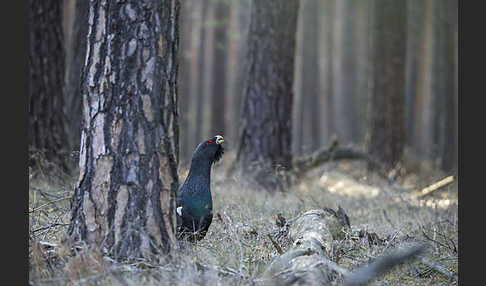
[29,151,458,285]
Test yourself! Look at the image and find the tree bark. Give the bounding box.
[28,0,69,168]
[68,0,181,261]
[368,0,406,170]
[263,209,347,285]
[236,0,299,192]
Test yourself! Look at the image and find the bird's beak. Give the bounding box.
[215,135,224,144]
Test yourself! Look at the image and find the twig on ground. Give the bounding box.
[266,233,283,255]
[382,229,401,253]
[31,223,70,234]
[29,196,71,214]
[418,176,454,198]
[421,228,456,254]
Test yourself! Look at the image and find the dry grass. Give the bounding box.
[29,152,458,285]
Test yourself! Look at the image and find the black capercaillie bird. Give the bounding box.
[177,135,225,242]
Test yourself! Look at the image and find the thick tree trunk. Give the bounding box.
[28,0,69,168]
[236,0,299,192]
[64,0,89,153]
[68,0,180,261]
[368,0,406,170]
[210,0,229,136]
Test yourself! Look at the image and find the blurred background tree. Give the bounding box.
[29,0,69,170]
[235,0,300,192]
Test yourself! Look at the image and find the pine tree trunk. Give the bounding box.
[332,0,358,145]
[179,0,195,166]
[323,0,335,144]
[404,0,423,147]
[210,0,229,136]
[294,0,320,155]
[64,0,89,153]
[194,0,210,144]
[68,0,181,261]
[28,0,69,168]
[368,0,406,169]
[236,0,299,192]
[434,0,457,172]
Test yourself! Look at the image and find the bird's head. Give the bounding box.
[192,135,225,164]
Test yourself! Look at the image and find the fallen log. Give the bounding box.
[262,208,428,286]
[262,209,349,285]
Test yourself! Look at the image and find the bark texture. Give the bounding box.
[263,209,347,285]
[236,0,299,192]
[28,0,69,167]
[368,0,406,169]
[68,0,181,261]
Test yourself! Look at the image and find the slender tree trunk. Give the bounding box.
[64,0,89,153]
[413,0,434,158]
[210,0,229,136]
[368,0,406,169]
[226,0,250,146]
[333,0,358,144]
[293,2,304,155]
[354,0,370,146]
[323,0,335,143]
[236,0,299,192]
[404,0,423,147]
[194,0,210,144]
[295,0,320,155]
[28,0,69,168]
[435,0,457,172]
[179,0,195,166]
[68,0,180,261]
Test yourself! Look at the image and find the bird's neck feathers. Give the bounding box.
[188,157,213,180]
